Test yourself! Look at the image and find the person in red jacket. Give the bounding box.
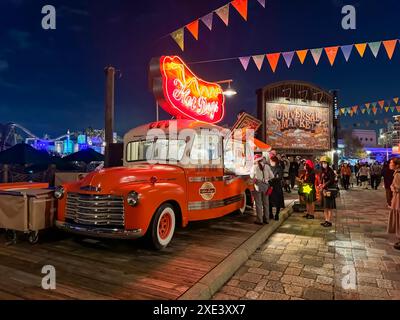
[298,160,317,219]
[341,163,352,190]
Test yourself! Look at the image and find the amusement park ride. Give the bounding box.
[0,123,112,155]
[0,122,77,152]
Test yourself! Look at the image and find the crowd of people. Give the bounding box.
[250,153,400,250]
[251,153,338,229]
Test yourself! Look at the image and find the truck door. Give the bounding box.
[223,136,252,213]
[185,131,227,221]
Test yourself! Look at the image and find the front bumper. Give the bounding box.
[55,221,143,239]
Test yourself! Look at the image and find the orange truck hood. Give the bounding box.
[73,164,183,194]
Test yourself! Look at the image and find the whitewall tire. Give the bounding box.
[150,204,176,250]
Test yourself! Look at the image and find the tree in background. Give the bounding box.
[339,129,367,159]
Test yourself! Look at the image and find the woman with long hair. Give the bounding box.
[298,160,317,219]
[318,156,337,228]
[388,158,400,250]
[269,155,285,221]
[382,160,395,208]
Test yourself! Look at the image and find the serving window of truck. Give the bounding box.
[55,56,255,250]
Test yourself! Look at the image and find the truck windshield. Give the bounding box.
[126,139,186,162]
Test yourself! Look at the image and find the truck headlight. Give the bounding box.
[127,191,139,207]
[54,186,65,199]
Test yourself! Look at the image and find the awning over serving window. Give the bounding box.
[227,128,271,152]
[252,138,272,152]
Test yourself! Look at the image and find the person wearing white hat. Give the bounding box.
[250,154,275,225]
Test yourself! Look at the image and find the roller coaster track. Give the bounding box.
[0,123,76,151]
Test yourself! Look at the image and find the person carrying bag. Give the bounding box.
[250,154,275,225]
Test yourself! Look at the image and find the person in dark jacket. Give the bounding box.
[269,155,285,221]
[289,156,299,189]
[382,160,395,207]
[318,156,336,228]
[355,161,361,186]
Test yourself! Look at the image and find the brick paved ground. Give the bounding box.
[213,187,400,300]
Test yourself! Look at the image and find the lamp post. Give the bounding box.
[215,79,238,97]
[104,66,115,168]
[329,90,339,169]
[380,134,389,161]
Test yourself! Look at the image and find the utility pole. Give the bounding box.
[330,90,339,169]
[104,66,116,168]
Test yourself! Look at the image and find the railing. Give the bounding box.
[0,169,52,185]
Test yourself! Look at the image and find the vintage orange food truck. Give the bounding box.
[55,56,261,249]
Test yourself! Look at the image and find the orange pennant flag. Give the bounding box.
[352,105,358,113]
[383,40,397,59]
[372,107,377,115]
[355,43,367,57]
[394,97,399,104]
[378,100,385,109]
[296,50,308,64]
[171,28,184,51]
[231,0,248,21]
[186,20,199,40]
[324,46,339,66]
[266,53,281,72]
[397,106,400,113]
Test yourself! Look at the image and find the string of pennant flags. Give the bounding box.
[340,118,393,129]
[170,0,266,51]
[236,39,399,72]
[339,97,400,117]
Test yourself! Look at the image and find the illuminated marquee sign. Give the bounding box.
[150,56,225,124]
[265,102,331,151]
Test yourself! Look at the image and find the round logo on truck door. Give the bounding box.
[199,182,216,201]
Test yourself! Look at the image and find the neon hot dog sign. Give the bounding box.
[150,56,225,124]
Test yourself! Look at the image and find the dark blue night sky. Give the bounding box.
[0,0,399,137]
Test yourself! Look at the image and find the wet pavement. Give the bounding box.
[213,186,400,300]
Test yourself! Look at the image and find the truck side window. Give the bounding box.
[126,139,186,162]
[190,134,220,162]
[168,140,186,161]
[127,141,152,162]
[224,138,251,175]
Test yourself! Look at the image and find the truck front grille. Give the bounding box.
[65,193,125,228]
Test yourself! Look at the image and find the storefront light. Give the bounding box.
[222,81,237,97]
[223,88,237,97]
